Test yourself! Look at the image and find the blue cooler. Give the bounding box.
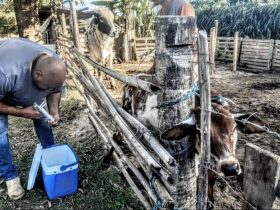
[41,145,78,199]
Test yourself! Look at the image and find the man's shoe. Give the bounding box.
[6,177,25,200]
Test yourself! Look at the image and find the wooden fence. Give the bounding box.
[215,37,240,63]
[272,40,280,71]
[239,39,274,71]
[134,37,155,60]
[134,36,280,72]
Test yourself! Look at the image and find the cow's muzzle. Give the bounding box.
[217,157,241,176]
[109,31,118,38]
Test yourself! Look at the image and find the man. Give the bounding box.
[147,0,195,73]
[0,38,67,200]
[150,0,195,16]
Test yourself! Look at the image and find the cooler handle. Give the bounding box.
[60,162,77,171]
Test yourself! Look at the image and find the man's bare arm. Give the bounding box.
[0,101,40,119]
[46,92,62,125]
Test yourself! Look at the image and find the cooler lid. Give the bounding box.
[27,143,43,190]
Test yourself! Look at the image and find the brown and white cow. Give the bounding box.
[85,7,118,87]
[122,80,267,206]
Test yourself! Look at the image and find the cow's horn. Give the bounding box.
[181,114,196,125]
[224,97,236,106]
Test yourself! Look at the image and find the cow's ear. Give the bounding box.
[161,123,196,140]
[233,114,267,134]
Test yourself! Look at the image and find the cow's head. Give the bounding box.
[90,7,118,38]
[161,103,267,177]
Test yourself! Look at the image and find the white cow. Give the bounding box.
[85,7,118,87]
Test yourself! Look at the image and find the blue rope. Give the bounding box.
[152,200,161,210]
[211,95,225,103]
[156,84,198,108]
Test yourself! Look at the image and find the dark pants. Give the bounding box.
[0,114,55,181]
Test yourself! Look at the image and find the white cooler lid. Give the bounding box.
[27,143,42,190]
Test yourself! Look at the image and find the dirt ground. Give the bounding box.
[104,60,279,209]
[103,61,280,209]
[210,65,280,209]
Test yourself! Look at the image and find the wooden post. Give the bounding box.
[214,20,218,53]
[210,27,215,74]
[243,143,280,209]
[69,0,82,52]
[58,13,68,57]
[59,13,67,35]
[155,16,197,209]
[123,33,129,62]
[233,32,239,72]
[197,31,211,210]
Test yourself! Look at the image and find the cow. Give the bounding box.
[85,7,118,88]
[122,79,267,207]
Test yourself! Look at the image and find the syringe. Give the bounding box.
[33,102,55,123]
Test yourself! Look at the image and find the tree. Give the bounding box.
[13,0,42,42]
[0,1,17,36]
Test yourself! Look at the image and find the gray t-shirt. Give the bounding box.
[0,38,60,107]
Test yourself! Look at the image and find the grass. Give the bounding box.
[0,96,144,210]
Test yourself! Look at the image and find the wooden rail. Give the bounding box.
[239,38,274,71]
[272,40,280,71]
[137,36,280,72]
[134,37,155,60]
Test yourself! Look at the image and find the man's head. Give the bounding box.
[32,55,67,91]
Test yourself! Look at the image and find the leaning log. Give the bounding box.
[67,61,162,171]
[72,47,161,93]
[95,73,177,173]
[155,16,198,209]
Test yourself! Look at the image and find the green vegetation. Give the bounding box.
[197,3,280,39]
[0,2,17,36]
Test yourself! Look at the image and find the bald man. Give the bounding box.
[0,38,67,200]
[150,0,195,16]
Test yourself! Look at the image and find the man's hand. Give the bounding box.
[48,112,60,126]
[20,106,41,119]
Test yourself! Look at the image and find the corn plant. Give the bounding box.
[197,3,280,39]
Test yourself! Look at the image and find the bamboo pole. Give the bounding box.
[69,0,82,52]
[233,32,239,72]
[74,81,158,204]
[67,62,162,171]
[72,47,161,93]
[59,38,161,94]
[114,153,152,210]
[88,114,158,204]
[197,31,211,210]
[60,33,175,208]
[78,79,174,208]
[95,74,177,172]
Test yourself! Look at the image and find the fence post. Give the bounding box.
[155,16,198,209]
[210,27,215,74]
[213,20,219,65]
[59,13,67,35]
[233,32,239,72]
[197,31,211,210]
[243,143,280,209]
[69,0,82,52]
